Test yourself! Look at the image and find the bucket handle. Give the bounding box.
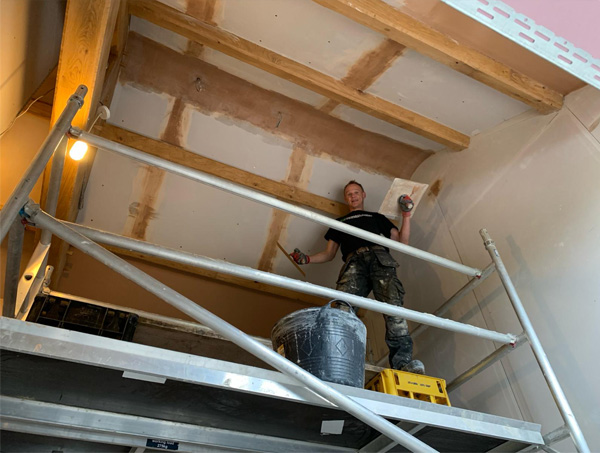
[318,299,355,319]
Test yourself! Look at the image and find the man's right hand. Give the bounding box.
[290,248,310,265]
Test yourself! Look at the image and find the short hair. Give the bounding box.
[344,180,364,193]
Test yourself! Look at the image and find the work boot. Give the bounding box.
[400,359,425,375]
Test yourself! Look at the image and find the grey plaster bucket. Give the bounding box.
[271,300,367,387]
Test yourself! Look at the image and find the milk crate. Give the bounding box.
[365,368,451,406]
[26,295,138,342]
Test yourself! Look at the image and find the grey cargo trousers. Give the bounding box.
[335,246,413,370]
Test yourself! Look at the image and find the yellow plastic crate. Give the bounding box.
[365,369,451,406]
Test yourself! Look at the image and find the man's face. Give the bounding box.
[344,184,366,210]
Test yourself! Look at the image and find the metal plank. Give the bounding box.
[0,317,543,448]
[14,242,50,318]
[0,350,376,449]
[1,396,352,453]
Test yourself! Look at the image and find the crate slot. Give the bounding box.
[365,368,451,406]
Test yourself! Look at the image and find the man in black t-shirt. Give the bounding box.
[291,181,424,374]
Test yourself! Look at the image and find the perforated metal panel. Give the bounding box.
[441,0,600,89]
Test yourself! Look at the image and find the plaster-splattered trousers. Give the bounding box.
[335,245,413,370]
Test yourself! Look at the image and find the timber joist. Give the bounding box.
[312,0,563,114]
[128,0,470,151]
[94,123,348,217]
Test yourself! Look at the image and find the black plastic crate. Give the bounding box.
[26,295,138,341]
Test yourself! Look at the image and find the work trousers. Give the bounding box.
[336,247,413,370]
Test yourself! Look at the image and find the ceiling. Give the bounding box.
[6,0,589,314]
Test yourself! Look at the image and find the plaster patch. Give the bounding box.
[127,166,166,240]
[342,39,406,89]
[319,100,338,115]
[161,98,188,146]
[319,39,406,115]
[428,179,442,198]
[258,210,290,272]
[258,146,313,272]
[124,97,190,240]
[298,154,315,188]
[286,147,311,186]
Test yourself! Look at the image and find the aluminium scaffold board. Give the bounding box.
[0,316,543,452]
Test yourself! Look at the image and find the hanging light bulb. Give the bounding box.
[69,140,88,161]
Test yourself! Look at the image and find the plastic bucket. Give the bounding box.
[271,300,367,388]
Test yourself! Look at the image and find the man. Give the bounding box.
[291,180,424,374]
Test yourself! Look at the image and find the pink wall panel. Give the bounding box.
[502,0,600,58]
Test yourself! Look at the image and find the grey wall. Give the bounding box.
[0,0,65,131]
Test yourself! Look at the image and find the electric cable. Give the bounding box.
[0,88,55,138]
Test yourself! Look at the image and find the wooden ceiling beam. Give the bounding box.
[42,0,121,222]
[101,0,130,108]
[104,244,326,307]
[128,0,469,150]
[94,123,348,217]
[40,0,122,285]
[21,66,58,119]
[26,101,53,120]
[312,0,563,114]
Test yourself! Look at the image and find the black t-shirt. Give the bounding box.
[325,210,397,261]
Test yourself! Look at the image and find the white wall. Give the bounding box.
[1,112,53,311]
[0,113,52,206]
[404,86,600,450]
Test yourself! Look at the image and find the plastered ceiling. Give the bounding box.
[29,0,589,320]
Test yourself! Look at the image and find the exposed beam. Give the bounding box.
[31,66,58,102]
[128,0,469,150]
[101,0,130,107]
[103,244,326,307]
[40,0,121,285]
[312,0,563,114]
[26,101,53,120]
[94,123,348,217]
[46,0,121,213]
[21,66,58,119]
[121,32,432,179]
